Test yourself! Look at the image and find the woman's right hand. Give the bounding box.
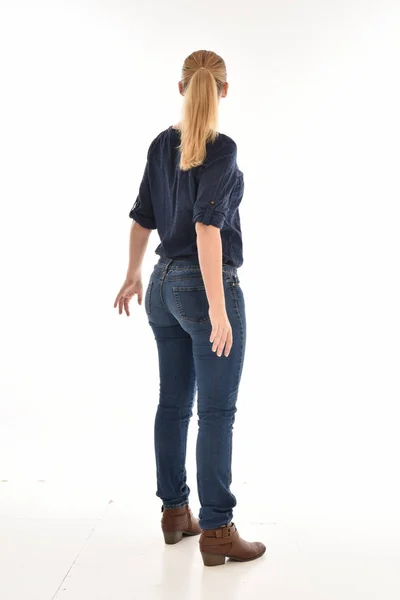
[208,306,233,357]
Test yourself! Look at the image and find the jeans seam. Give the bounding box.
[230,283,245,392]
[159,262,172,312]
[145,280,153,316]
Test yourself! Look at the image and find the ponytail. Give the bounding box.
[177,50,227,171]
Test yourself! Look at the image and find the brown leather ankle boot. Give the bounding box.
[199,522,266,566]
[161,504,202,544]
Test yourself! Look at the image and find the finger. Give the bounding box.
[119,297,124,315]
[137,291,142,305]
[216,331,228,357]
[124,297,130,316]
[224,330,233,357]
[210,324,219,344]
[114,294,120,308]
[212,330,224,353]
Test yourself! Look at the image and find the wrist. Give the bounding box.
[126,269,141,282]
[209,301,226,313]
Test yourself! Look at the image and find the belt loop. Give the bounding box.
[161,258,174,282]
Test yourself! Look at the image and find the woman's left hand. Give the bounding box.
[114,277,143,316]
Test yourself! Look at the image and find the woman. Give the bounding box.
[114,50,265,567]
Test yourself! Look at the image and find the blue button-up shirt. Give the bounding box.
[129,126,244,267]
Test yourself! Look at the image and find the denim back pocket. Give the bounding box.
[172,285,210,324]
[145,279,154,316]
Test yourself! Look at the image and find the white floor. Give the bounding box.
[1,478,399,600]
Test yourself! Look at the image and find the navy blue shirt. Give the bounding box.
[129,126,244,267]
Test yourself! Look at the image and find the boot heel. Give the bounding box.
[201,552,226,567]
[163,530,183,544]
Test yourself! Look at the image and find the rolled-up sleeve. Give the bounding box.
[128,143,157,230]
[193,141,238,229]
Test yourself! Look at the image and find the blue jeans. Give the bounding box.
[145,256,246,530]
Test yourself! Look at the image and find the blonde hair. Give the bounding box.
[177,50,227,171]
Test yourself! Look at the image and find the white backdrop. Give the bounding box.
[1,0,399,536]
